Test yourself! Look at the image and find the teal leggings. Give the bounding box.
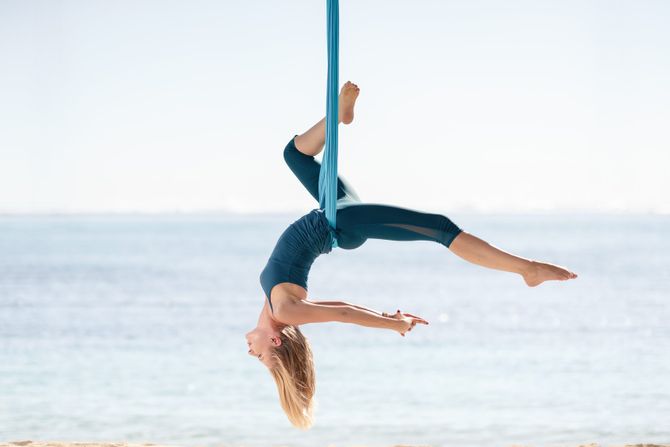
[284,136,463,250]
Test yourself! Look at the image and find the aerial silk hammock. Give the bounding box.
[318,0,340,249]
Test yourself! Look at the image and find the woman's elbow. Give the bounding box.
[334,306,355,323]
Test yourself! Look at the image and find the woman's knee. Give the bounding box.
[283,137,302,163]
[437,214,462,247]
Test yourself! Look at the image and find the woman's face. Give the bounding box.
[246,327,280,368]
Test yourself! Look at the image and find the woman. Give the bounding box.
[247,81,577,429]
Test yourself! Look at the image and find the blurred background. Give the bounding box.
[1,1,668,446]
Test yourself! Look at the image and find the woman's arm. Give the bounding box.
[275,299,402,332]
[306,300,386,316]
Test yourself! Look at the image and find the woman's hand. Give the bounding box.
[383,309,429,336]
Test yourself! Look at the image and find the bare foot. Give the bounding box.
[522,260,578,287]
[339,81,360,124]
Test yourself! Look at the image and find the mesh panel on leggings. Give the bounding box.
[384,223,443,240]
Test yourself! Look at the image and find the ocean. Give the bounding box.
[1,213,669,447]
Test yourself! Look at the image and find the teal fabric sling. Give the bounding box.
[319,0,340,249]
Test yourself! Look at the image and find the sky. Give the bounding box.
[0,0,668,215]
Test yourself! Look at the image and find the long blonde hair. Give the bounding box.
[268,325,316,429]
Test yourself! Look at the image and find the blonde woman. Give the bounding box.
[247,81,577,429]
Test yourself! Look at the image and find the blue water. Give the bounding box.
[1,213,669,447]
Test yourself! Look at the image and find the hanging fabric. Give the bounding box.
[318,0,340,249]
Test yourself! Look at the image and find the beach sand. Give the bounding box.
[2,441,669,447]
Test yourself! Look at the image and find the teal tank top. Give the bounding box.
[259,208,335,312]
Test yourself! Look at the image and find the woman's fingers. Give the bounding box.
[402,312,429,324]
[393,310,429,336]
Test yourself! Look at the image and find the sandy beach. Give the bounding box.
[2,441,669,447]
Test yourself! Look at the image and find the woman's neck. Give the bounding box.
[258,301,287,330]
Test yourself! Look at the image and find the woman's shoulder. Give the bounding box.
[270,282,307,300]
[270,283,307,307]
[270,283,308,321]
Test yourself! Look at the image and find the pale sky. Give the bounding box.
[1,0,668,214]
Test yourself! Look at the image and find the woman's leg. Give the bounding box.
[293,81,359,156]
[335,202,462,250]
[283,81,361,203]
[448,231,577,286]
[335,202,577,287]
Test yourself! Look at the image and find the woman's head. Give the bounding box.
[246,325,281,367]
[255,325,316,429]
